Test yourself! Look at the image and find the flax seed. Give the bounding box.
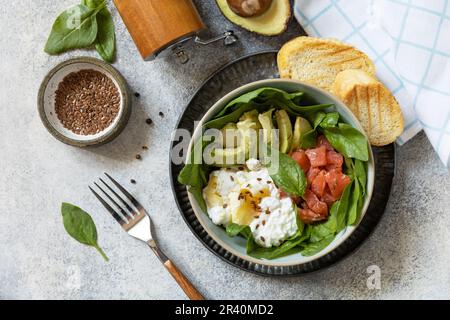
[54,69,120,135]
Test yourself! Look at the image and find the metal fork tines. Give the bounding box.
[89,173,204,300]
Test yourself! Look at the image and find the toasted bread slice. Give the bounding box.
[278,37,376,92]
[332,69,404,146]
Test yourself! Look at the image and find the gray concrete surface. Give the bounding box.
[1,0,449,300]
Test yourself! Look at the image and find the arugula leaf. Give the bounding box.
[61,202,108,261]
[267,148,307,197]
[301,235,334,257]
[45,3,104,54]
[323,123,369,161]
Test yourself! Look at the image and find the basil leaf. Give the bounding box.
[61,202,109,261]
[45,3,104,54]
[268,148,307,197]
[301,235,334,257]
[323,123,369,161]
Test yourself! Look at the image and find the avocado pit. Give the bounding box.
[226,0,273,17]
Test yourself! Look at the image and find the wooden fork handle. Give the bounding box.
[164,260,204,300]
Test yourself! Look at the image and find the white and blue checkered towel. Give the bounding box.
[294,0,450,168]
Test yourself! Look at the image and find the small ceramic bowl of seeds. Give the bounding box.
[38,57,131,147]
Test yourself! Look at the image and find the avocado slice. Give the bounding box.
[212,147,247,167]
[275,110,292,154]
[291,117,313,151]
[237,115,262,159]
[221,123,239,148]
[216,0,291,36]
[213,113,261,166]
[258,109,275,146]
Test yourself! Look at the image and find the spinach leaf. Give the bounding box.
[61,202,109,261]
[299,129,317,149]
[214,88,304,119]
[45,3,104,54]
[354,159,367,195]
[267,148,307,197]
[336,183,352,232]
[248,235,307,259]
[310,204,338,243]
[312,112,326,129]
[347,180,362,225]
[83,0,115,62]
[319,112,339,128]
[301,235,334,257]
[204,103,263,129]
[226,223,247,237]
[323,123,369,161]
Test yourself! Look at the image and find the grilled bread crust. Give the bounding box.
[278,37,376,92]
[332,69,404,146]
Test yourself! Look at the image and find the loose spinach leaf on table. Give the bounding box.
[61,202,109,261]
[83,0,115,62]
[45,0,116,62]
[45,3,103,54]
[323,123,369,161]
[267,148,307,197]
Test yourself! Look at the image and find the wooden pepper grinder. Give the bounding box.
[113,0,238,62]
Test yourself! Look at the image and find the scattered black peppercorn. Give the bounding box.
[134,92,140,98]
[130,179,136,184]
[142,146,148,150]
[159,112,164,118]
[146,118,153,125]
[135,154,142,160]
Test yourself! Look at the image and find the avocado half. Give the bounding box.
[216,0,292,36]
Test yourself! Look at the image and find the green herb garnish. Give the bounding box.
[61,202,109,261]
[45,0,116,62]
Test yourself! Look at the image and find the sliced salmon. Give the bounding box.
[306,167,321,185]
[325,171,352,199]
[306,146,328,167]
[291,149,311,172]
[298,208,327,224]
[304,190,328,217]
[311,170,327,197]
[317,135,334,151]
[326,150,344,167]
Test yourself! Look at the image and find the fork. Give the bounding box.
[89,173,204,300]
